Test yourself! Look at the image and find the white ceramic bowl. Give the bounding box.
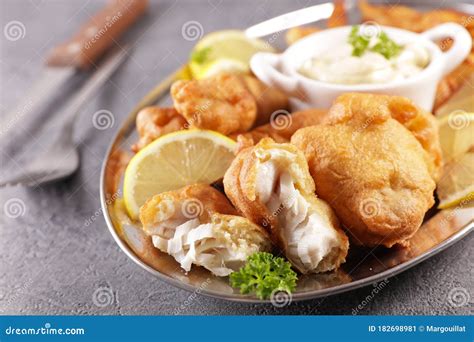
[250,23,472,111]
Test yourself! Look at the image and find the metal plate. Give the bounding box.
[100,1,474,303]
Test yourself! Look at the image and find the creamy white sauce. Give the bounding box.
[299,42,430,85]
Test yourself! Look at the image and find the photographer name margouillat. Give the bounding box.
[424,325,466,333]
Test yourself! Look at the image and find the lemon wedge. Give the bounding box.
[436,111,474,209]
[192,58,249,79]
[435,75,474,117]
[437,151,474,209]
[189,30,275,79]
[123,130,236,220]
[437,111,474,162]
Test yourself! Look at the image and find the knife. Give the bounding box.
[245,2,335,38]
[0,0,148,137]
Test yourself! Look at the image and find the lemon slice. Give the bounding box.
[437,111,474,162]
[436,112,474,209]
[192,58,249,79]
[189,30,275,79]
[435,75,474,117]
[123,130,236,219]
[437,151,474,209]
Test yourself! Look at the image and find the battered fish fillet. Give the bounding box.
[223,138,349,274]
[240,74,289,126]
[140,184,271,276]
[132,107,187,152]
[359,0,472,32]
[171,73,288,135]
[231,109,328,152]
[325,93,442,181]
[434,63,474,110]
[327,0,347,28]
[291,94,436,248]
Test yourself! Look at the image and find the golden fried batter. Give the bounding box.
[132,107,187,152]
[171,73,257,135]
[240,75,289,126]
[224,138,349,273]
[434,63,474,110]
[291,94,436,248]
[326,93,442,180]
[171,73,289,135]
[140,184,270,276]
[327,0,347,28]
[231,109,328,152]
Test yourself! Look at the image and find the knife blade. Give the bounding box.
[245,3,335,39]
[0,0,148,138]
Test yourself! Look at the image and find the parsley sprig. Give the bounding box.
[229,252,297,300]
[348,25,401,59]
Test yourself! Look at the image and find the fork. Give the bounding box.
[0,47,130,188]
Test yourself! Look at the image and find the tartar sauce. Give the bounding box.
[299,42,430,85]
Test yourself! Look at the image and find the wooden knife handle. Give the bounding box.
[46,0,148,69]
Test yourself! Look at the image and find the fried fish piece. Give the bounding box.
[360,0,472,32]
[326,93,442,181]
[224,138,349,273]
[231,109,328,152]
[241,74,289,126]
[171,73,288,135]
[132,107,187,152]
[171,73,257,135]
[291,94,436,248]
[359,0,421,31]
[434,62,474,110]
[327,0,347,28]
[285,0,347,46]
[140,184,271,276]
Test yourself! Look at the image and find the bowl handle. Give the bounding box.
[421,23,472,76]
[250,52,300,97]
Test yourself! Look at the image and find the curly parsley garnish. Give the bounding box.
[348,25,401,59]
[348,26,370,57]
[229,252,297,299]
